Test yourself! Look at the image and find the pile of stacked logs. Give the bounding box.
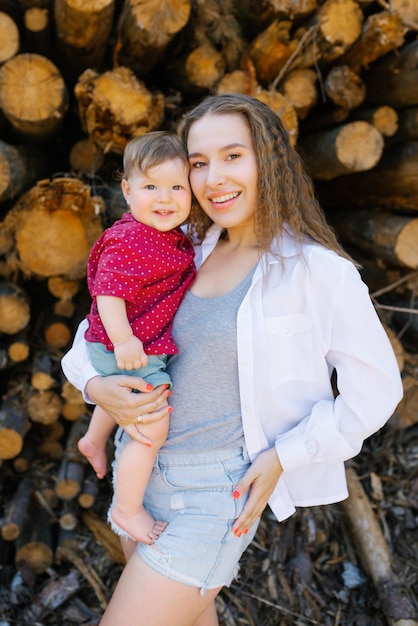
[1,0,418,623]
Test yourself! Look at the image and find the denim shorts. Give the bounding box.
[109,429,259,593]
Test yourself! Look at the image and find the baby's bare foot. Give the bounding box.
[78,435,107,479]
[111,505,168,545]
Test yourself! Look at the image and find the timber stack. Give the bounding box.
[0,0,418,622]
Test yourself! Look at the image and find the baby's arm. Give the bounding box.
[97,295,148,370]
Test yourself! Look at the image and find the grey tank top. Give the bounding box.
[163,268,255,452]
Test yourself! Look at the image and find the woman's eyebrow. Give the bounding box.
[188,142,247,158]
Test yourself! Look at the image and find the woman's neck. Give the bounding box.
[222,224,258,250]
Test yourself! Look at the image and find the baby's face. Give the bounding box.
[122,157,192,232]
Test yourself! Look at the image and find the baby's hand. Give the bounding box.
[113,335,148,371]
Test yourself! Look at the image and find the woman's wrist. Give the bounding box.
[85,375,102,405]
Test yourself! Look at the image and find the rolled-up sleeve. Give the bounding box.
[61,319,99,404]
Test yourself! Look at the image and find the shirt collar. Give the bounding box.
[200,224,302,265]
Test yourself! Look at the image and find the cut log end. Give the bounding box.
[17,210,89,278]
[0,430,24,460]
[335,121,384,171]
[16,542,53,575]
[395,219,418,269]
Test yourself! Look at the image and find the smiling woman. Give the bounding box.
[62,93,403,626]
[187,114,258,237]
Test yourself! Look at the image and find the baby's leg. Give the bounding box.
[78,405,115,478]
[111,415,169,544]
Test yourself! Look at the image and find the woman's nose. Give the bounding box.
[206,164,226,187]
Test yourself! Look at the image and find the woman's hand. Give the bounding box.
[86,375,170,445]
[231,447,283,536]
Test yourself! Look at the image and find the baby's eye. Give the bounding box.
[145,184,156,190]
[173,185,183,190]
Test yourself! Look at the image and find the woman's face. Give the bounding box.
[187,113,258,233]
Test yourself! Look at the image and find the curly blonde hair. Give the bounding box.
[178,93,352,261]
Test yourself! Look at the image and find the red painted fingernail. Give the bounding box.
[243,528,249,534]
[167,407,173,413]
[145,383,153,391]
[232,490,240,499]
[146,443,152,448]
[166,390,172,397]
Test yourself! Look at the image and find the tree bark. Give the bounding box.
[15,504,54,575]
[321,141,418,212]
[324,65,365,110]
[301,120,384,180]
[246,19,299,85]
[0,140,47,203]
[338,10,407,72]
[312,0,364,64]
[59,500,79,531]
[21,569,80,622]
[54,0,115,81]
[1,475,33,541]
[55,455,85,500]
[31,351,55,391]
[331,209,418,269]
[0,393,31,460]
[343,467,418,626]
[78,470,99,509]
[388,107,418,145]
[364,41,418,109]
[3,176,104,280]
[74,66,165,155]
[349,105,399,138]
[114,0,191,76]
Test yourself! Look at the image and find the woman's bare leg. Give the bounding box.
[100,550,221,626]
[117,538,219,626]
[119,536,136,562]
[193,601,219,626]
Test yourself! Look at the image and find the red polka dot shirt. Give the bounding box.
[84,214,196,355]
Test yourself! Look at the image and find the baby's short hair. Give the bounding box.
[123,131,189,179]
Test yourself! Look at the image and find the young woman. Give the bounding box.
[62,93,403,626]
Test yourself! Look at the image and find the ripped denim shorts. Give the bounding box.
[109,427,259,594]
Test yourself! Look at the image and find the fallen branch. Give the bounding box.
[343,467,418,626]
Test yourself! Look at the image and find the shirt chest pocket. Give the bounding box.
[264,314,314,384]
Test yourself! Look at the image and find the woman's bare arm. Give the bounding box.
[86,375,170,445]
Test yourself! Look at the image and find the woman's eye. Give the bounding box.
[226,153,240,161]
[191,161,205,169]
